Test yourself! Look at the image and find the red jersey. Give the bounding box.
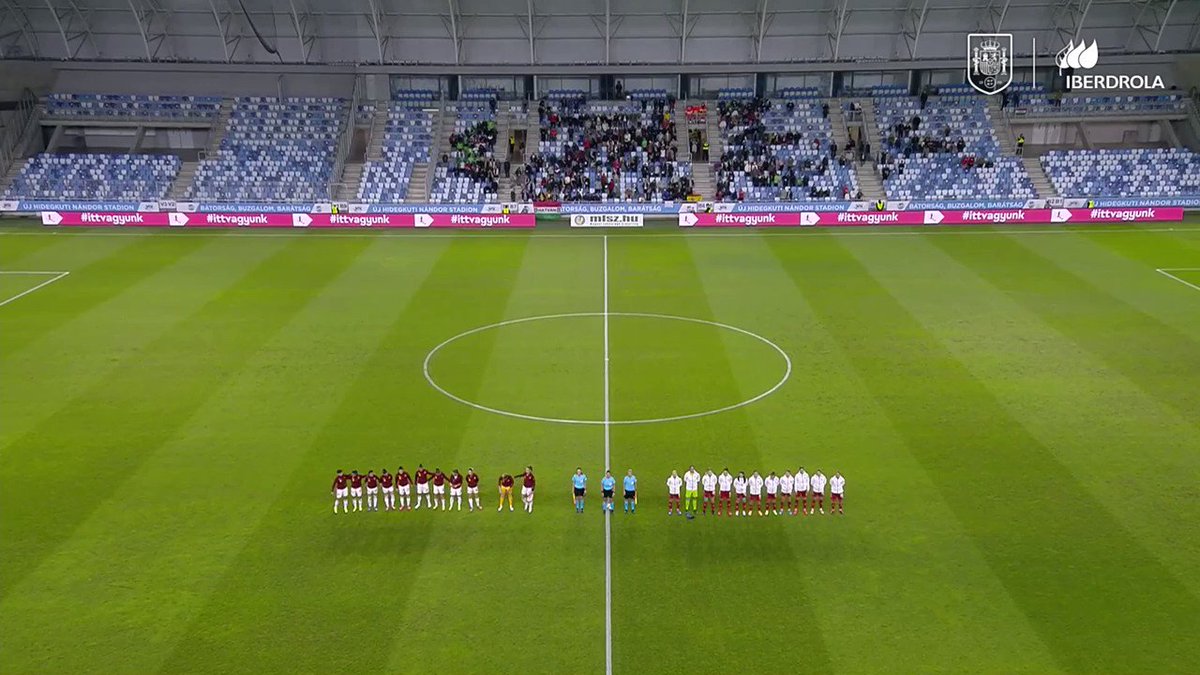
[415,469,429,485]
[349,474,364,488]
[499,475,515,488]
[466,473,479,488]
[397,471,411,486]
[450,474,463,489]
[365,474,379,488]
[333,474,348,490]
[523,473,536,489]
[432,472,446,487]
[380,473,393,488]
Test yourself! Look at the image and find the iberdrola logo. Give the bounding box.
[1055,39,1099,73]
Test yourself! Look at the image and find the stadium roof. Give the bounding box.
[2,0,1198,65]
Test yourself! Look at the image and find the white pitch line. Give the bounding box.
[602,235,613,675]
[0,271,70,308]
[1156,268,1200,293]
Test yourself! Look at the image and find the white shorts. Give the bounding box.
[383,486,394,494]
[433,485,445,495]
[399,485,411,495]
[351,487,363,497]
[450,487,462,496]
[367,487,378,495]
[467,487,479,495]
[416,483,429,494]
[521,486,533,498]
[335,488,348,498]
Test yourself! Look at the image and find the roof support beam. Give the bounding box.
[977,0,1012,33]
[754,0,772,63]
[0,0,40,58]
[1126,0,1180,53]
[826,0,851,61]
[288,0,317,63]
[1050,0,1094,45]
[206,0,242,64]
[527,0,534,65]
[364,0,386,62]
[680,0,688,63]
[605,0,610,64]
[445,0,461,65]
[126,0,171,61]
[899,0,930,59]
[43,0,96,59]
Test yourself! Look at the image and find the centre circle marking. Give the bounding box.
[422,312,792,425]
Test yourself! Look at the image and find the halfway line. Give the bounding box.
[602,234,613,675]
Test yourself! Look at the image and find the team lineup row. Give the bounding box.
[330,466,847,516]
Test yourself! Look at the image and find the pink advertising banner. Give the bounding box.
[41,211,538,229]
[678,207,1185,228]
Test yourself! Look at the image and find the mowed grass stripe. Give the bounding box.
[1,235,214,355]
[0,230,70,266]
[687,235,1059,672]
[1014,231,1200,341]
[0,238,444,673]
[0,237,372,601]
[161,237,532,673]
[844,234,1200,600]
[608,237,833,673]
[770,236,1200,671]
[929,234,1200,430]
[0,238,290,448]
[386,237,604,673]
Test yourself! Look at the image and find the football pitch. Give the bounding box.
[2,221,1200,673]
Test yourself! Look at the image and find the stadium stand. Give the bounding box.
[776,87,823,99]
[717,88,756,101]
[523,97,691,202]
[429,103,500,203]
[714,97,859,202]
[873,92,1036,200]
[1041,148,1200,198]
[5,152,180,200]
[356,102,434,203]
[188,96,344,202]
[43,93,221,120]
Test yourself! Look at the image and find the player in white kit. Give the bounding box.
[732,472,748,516]
[666,470,683,515]
[779,470,794,515]
[764,471,781,515]
[701,470,718,516]
[793,467,810,515]
[829,471,845,515]
[810,470,827,514]
[747,471,765,516]
[717,469,734,516]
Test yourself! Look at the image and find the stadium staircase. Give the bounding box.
[705,113,723,159]
[985,97,1018,154]
[496,105,515,200]
[402,104,442,203]
[859,98,883,154]
[0,162,24,193]
[168,161,198,199]
[857,98,885,199]
[828,99,850,148]
[169,99,232,199]
[357,105,389,200]
[1022,155,1058,197]
[692,161,715,200]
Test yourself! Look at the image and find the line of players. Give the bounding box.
[330,466,537,514]
[666,467,845,516]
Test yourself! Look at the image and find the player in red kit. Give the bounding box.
[432,468,447,510]
[348,470,365,512]
[380,469,395,511]
[365,470,380,512]
[449,469,464,511]
[519,466,536,513]
[397,466,412,510]
[414,465,431,510]
[466,468,481,512]
[331,469,349,514]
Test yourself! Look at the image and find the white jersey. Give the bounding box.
[811,473,827,493]
[701,473,718,492]
[732,477,748,495]
[764,475,780,494]
[683,471,701,492]
[780,473,795,492]
[666,475,683,495]
[795,471,810,492]
[830,475,845,495]
[718,473,733,491]
[748,475,764,496]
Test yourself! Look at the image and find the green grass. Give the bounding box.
[2,221,1200,673]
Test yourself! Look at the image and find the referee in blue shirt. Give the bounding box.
[572,468,587,513]
[623,470,638,514]
[601,471,616,513]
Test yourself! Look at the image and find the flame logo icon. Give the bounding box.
[1055,39,1099,72]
